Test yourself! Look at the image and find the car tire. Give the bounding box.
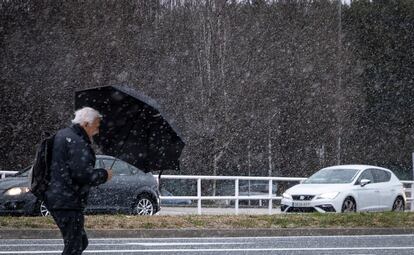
[341,197,356,213]
[39,201,51,217]
[392,196,405,212]
[133,194,156,216]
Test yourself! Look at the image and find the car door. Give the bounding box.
[354,169,379,211]
[87,160,104,210]
[89,158,136,212]
[371,169,393,210]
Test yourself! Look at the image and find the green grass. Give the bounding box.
[0,212,413,230]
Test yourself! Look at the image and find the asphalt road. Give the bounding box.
[0,234,413,254]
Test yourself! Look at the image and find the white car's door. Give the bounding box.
[354,169,379,211]
[371,169,394,211]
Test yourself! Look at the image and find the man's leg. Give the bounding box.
[81,228,89,252]
[50,210,87,255]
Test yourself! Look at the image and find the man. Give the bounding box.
[45,107,113,255]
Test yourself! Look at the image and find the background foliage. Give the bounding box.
[1,0,413,179]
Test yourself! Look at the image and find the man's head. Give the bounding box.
[72,107,103,140]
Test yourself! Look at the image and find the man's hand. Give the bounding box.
[106,169,113,181]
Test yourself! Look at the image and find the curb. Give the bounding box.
[1,228,413,239]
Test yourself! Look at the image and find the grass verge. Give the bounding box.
[0,212,413,230]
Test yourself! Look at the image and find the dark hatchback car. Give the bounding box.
[0,155,160,216]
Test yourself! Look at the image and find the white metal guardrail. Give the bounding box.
[2,171,413,213]
[401,181,414,212]
[159,175,306,215]
[0,171,18,179]
[159,175,414,214]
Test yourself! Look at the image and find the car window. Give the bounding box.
[128,164,144,175]
[94,160,102,168]
[102,159,133,176]
[303,168,359,184]
[14,166,32,177]
[161,189,173,196]
[371,169,391,183]
[356,169,375,184]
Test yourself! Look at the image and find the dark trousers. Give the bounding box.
[50,210,88,255]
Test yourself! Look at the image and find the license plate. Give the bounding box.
[293,201,311,207]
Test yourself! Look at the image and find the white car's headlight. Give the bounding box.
[282,192,292,199]
[5,187,30,196]
[316,192,339,200]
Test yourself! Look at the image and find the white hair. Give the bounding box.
[71,107,102,125]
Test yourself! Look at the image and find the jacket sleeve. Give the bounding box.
[65,138,108,187]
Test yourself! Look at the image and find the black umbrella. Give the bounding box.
[74,85,185,172]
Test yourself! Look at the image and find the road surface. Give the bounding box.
[0,234,413,254]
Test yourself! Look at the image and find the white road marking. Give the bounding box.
[1,234,413,242]
[125,242,253,246]
[0,246,413,254]
[97,233,414,239]
[0,242,252,247]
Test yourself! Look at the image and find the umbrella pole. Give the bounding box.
[109,120,136,171]
[110,158,118,170]
[158,170,164,190]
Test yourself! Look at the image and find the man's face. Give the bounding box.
[90,118,101,136]
[83,118,101,138]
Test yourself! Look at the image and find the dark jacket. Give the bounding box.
[45,124,108,210]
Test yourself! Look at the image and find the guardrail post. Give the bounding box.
[0,171,19,179]
[268,179,273,214]
[411,152,414,212]
[411,183,414,212]
[235,179,239,215]
[197,178,202,215]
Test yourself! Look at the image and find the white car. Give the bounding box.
[281,165,406,213]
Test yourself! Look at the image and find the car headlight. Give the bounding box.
[282,192,292,199]
[316,192,339,200]
[5,187,30,196]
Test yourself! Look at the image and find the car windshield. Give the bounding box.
[303,168,360,184]
[13,166,32,177]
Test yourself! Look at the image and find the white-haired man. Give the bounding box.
[45,107,113,255]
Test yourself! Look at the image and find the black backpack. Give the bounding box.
[30,133,55,200]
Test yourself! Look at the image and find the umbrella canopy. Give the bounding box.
[74,85,185,172]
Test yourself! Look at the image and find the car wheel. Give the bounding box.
[392,196,405,212]
[341,197,356,213]
[39,201,51,217]
[133,194,155,215]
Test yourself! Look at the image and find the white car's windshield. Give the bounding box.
[303,168,360,184]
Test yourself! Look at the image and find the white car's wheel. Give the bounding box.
[392,196,405,212]
[341,197,356,213]
[134,194,155,215]
[39,201,51,217]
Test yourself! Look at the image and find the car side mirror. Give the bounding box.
[360,179,371,187]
